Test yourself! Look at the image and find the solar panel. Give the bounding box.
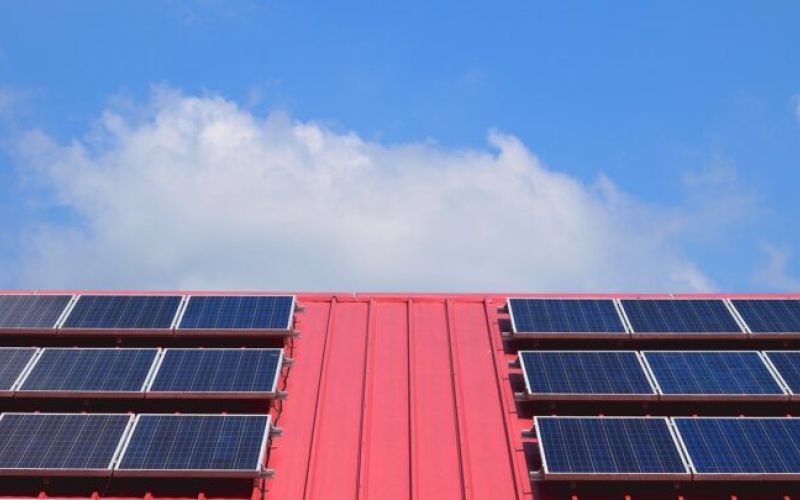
[148,348,282,398]
[0,413,132,476]
[535,417,689,480]
[178,295,294,332]
[61,295,181,330]
[732,299,800,334]
[643,351,786,400]
[621,299,742,335]
[115,414,271,477]
[674,417,800,479]
[17,348,159,396]
[764,352,800,398]
[507,298,626,336]
[519,351,656,400]
[0,348,37,394]
[0,295,71,330]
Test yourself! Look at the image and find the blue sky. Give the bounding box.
[0,1,798,291]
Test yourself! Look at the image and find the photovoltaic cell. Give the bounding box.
[536,417,687,477]
[62,295,181,329]
[674,418,800,476]
[0,413,131,473]
[644,351,784,397]
[519,351,655,397]
[149,349,282,395]
[178,296,294,331]
[764,352,800,395]
[732,299,800,333]
[19,348,158,393]
[117,414,269,475]
[0,348,37,391]
[621,299,741,334]
[0,295,71,329]
[508,299,625,334]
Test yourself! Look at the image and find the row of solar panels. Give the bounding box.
[0,294,295,334]
[535,416,800,481]
[0,413,271,478]
[508,298,800,337]
[520,350,800,401]
[0,347,282,398]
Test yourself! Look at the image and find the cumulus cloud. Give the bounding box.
[7,87,721,291]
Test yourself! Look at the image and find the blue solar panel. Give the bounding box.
[149,349,282,395]
[536,417,688,477]
[116,414,270,475]
[508,299,625,334]
[674,418,800,476]
[644,351,784,397]
[18,348,158,394]
[62,295,181,329]
[732,299,800,333]
[764,352,800,395]
[621,299,741,334]
[178,295,294,331]
[0,413,131,473]
[519,351,655,397]
[0,348,37,392]
[0,295,71,329]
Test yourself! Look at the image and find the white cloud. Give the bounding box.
[8,87,722,292]
[752,243,800,291]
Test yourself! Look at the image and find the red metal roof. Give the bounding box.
[2,291,800,500]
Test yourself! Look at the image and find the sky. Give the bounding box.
[0,1,798,292]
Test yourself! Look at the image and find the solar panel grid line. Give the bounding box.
[15,348,160,398]
[641,351,789,401]
[113,414,272,478]
[0,413,134,476]
[672,417,800,480]
[723,298,753,334]
[533,416,691,481]
[0,348,39,396]
[145,348,284,399]
[518,351,657,401]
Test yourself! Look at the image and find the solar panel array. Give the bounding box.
[621,299,741,334]
[116,414,270,476]
[519,351,655,399]
[508,299,625,334]
[62,295,182,330]
[178,295,295,331]
[733,299,800,334]
[149,349,282,396]
[642,351,785,398]
[0,295,71,329]
[536,416,800,480]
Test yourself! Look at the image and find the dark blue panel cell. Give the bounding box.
[0,295,71,329]
[537,417,686,475]
[508,299,625,333]
[520,351,654,396]
[117,415,269,473]
[644,351,783,396]
[732,300,800,333]
[0,348,37,391]
[675,418,800,475]
[19,348,158,393]
[0,413,131,471]
[149,349,281,394]
[62,295,181,329]
[178,296,294,330]
[621,299,741,333]
[765,352,800,395]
